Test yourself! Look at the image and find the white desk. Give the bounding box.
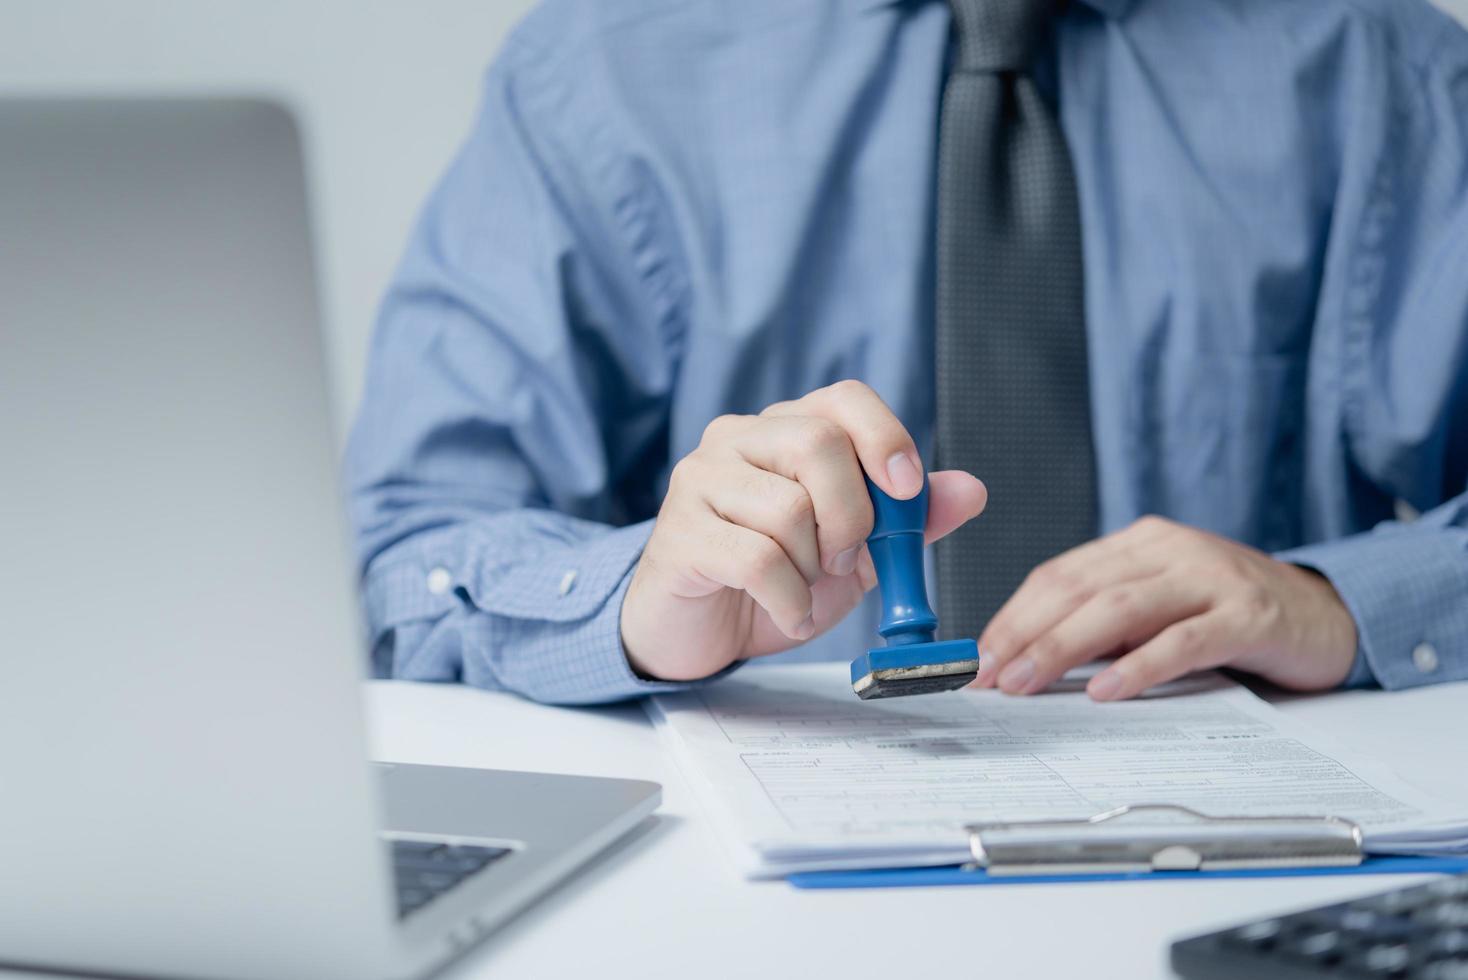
[7,679,1464,980]
[388,677,1467,980]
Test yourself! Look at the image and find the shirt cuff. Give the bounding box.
[458,518,711,704]
[472,540,697,704]
[361,515,747,704]
[1275,526,1468,691]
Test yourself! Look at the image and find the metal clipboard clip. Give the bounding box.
[964,804,1365,876]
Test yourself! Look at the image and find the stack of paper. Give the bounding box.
[647,664,1468,879]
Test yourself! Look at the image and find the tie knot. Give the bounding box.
[948,0,1052,74]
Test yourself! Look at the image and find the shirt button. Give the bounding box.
[426,567,452,596]
[1412,642,1439,674]
[557,569,578,597]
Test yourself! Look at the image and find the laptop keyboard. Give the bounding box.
[389,838,512,918]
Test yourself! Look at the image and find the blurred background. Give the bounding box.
[3,0,1465,437]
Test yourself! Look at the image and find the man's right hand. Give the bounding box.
[620,380,988,682]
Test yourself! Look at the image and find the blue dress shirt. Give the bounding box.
[346,0,1468,704]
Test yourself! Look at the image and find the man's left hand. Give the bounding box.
[973,516,1359,701]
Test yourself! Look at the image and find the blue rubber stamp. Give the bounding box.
[849,476,980,700]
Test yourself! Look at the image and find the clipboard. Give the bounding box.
[787,805,1468,889]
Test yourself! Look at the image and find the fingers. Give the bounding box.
[701,462,823,584]
[976,532,1164,687]
[925,470,988,544]
[763,379,923,500]
[855,544,878,592]
[685,511,816,642]
[728,416,875,576]
[632,381,950,676]
[717,382,987,576]
[666,380,973,656]
[1088,611,1232,701]
[942,514,1346,702]
[745,556,875,658]
[990,575,1210,695]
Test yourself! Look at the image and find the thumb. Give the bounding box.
[924,470,987,545]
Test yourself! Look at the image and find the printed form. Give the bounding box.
[648,665,1468,877]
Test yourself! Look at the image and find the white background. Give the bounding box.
[3,0,1466,435]
[0,0,536,433]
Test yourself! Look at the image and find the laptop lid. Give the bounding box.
[0,99,396,980]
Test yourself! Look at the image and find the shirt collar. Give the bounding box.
[858,0,1134,19]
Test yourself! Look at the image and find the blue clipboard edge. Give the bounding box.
[788,855,1468,890]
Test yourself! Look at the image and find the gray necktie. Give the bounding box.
[934,0,1097,640]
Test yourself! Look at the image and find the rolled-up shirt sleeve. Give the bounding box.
[345,33,695,704]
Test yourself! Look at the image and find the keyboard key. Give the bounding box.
[1420,903,1468,929]
[408,870,462,893]
[1427,930,1468,959]
[1289,929,1344,962]
[1424,959,1468,980]
[394,853,488,877]
[396,887,431,915]
[1309,906,1419,943]
[1358,942,1411,975]
[444,844,511,866]
[1226,918,1283,948]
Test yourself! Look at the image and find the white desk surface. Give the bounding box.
[9,677,1465,980]
[402,677,1468,980]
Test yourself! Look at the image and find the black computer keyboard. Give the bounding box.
[1172,873,1468,979]
[388,838,512,918]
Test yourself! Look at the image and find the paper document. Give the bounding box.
[648,664,1468,878]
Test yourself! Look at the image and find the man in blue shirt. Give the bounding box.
[347,0,1468,705]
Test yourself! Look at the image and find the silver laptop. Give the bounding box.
[0,99,660,980]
